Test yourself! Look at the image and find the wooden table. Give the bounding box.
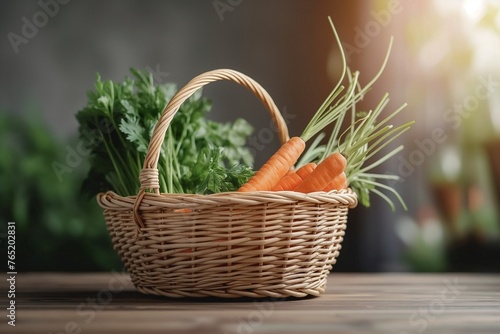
[1,273,499,334]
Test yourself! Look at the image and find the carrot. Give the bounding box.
[173,208,192,213]
[294,152,346,193]
[323,171,348,191]
[296,163,317,178]
[238,136,306,192]
[272,163,316,191]
[237,19,359,194]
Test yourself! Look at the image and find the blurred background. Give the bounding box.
[1,0,499,272]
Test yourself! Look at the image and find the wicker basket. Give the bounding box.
[97,69,358,298]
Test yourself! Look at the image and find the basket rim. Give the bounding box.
[97,188,358,210]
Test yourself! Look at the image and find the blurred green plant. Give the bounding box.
[400,0,500,271]
[0,109,122,271]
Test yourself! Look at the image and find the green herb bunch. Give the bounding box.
[77,69,255,197]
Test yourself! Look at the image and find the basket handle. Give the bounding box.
[133,69,290,228]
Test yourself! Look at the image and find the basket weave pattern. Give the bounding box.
[97,69,357,298]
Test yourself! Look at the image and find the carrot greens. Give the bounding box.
[296,19,414,209]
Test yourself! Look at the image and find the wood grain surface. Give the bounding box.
[1,273,499,334]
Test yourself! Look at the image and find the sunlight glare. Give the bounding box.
[440,145,461,181]
[462,0,486,22]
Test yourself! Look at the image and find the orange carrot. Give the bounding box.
[272,163,317,191]
[174,208,192,213]
[322,171,348,191]
[238,137,306,192]
[294,152,346,193]
[296,163,317,178]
